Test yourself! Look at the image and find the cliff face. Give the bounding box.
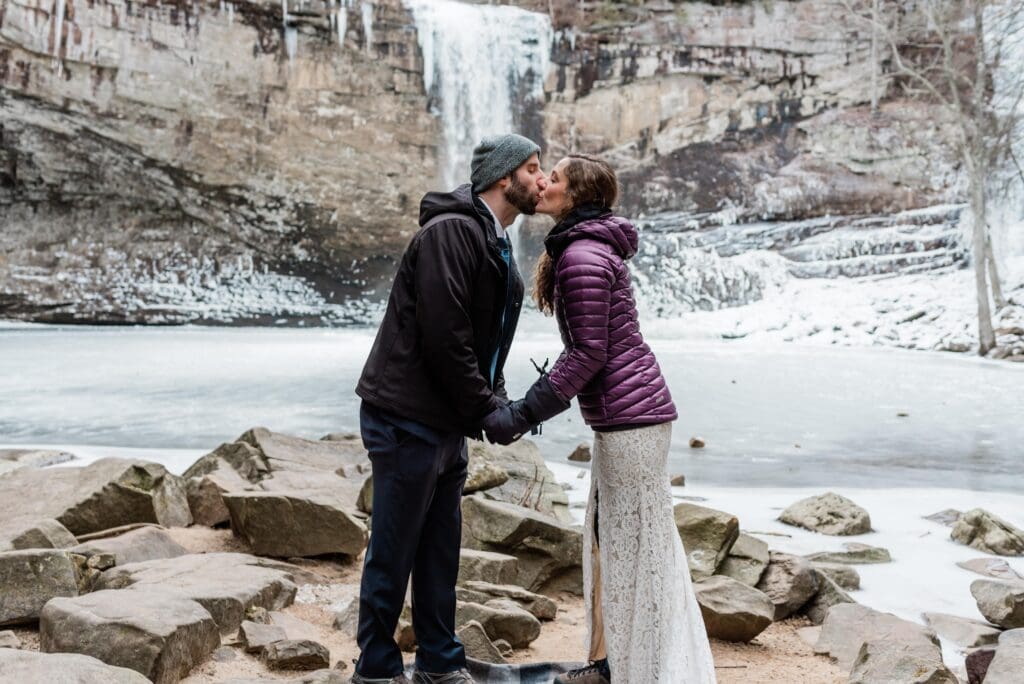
[0,0,962,323]
[1,0,437,322]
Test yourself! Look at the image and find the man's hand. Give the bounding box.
[481,401,533,445]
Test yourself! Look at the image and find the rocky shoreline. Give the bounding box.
[2,434,1023,682]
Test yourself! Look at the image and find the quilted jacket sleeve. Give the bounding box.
[545,242,613,401]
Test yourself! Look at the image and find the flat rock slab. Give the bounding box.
[457,619,506,664]
[849,639,957,684]
[985,628,1024,684]
[0,549,78,626]
[0,517,78,552]
[263,639,330,670]
[951,508,1024,556]
[718,533,769,587]
[694,575,774,642]
[970,579,1024,628]
[779,492,872,536]
[240,620,287,654]
[40,589,220,684]
[805,543,892,565]
[459,549,519,586]
[756,552,820,621]
[95,552,298,635]
[923,612,1002,649]
[71,527,187,566]
[223,490,368,558]
[467,440,572,523]
[815,604,940,671]
[0,458,191,535]
[0,649,152,683]
[457,581,557,620]
[0,449,76,475]
[958,557,1023,580]
[223,670,346,684]
[461,495,582,594]
[456,600,541,649]
[674,502,740,581]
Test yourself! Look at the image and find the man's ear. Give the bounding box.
[496,175,512,190]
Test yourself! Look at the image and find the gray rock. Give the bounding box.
[465,463,511,495]
[849,639,957,684]
[213,646,237,662]
[357,476,374,515]
[0,449,76,475]
[71,527,187,566]
[459,549,519,586]
[957,557,1023,580]
[756,552,820,621]
[456,600,541,649]
[263,639,330,671]
[966,647,997,684]
[805,543,892,564]
[923,509,962,526]
[269,611,321,642]
[467,440,572,523]
[187,468,252,527]
[717,533,769,587]
[461,495,582,594]
[330,598,359,637]
[40,589,220,684]
[985,628,1024,684]
[970,579,1024,628]
[922,612,1002,649]
[95,552,298,635]
[693,575,774,642]
[951,509,1024,556]
[240,620,287,654]
[815,604,941,671]
[567,443,591,463]
[223,490,368,558]
[0,649,151,683]
[802,569,856,625]
[811,561,861,590]
[493,639,513,657]
[457,581,557,620]
[0,549,78,626]
[0,458,191,535]
[0,629,21,649]
[670,474,686,487]
[0,517,77,552]
[456,619,506,664]
[779,492,872,536]
[223,670,346,684]
[674,502,739,580]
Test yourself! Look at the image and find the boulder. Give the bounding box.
[966,647,996,684]
[467,440,572,523]
[923,509,962,526]
[985,628,1024,684]
[40,589,220,684]
[848,639,957,684]
[240,620,287,654]
[717,533,769,587]
[802,570,855,625]
[970,579,1024,628]
[0,448,75,475]
[756,552,820,620]
[263,639,330,671]
[223,490,368,558]
[70,527,187,566]
[670,474,686,487]
[0,549,79,625]
[187,468,253,527]
[957,557,1023,580]
[0,458,191,535]
[567,443,591,463]
[357,476,374,515]
[674,503,739,580]
[95,552,298,635]
[0,517,77,552]
[465,463,511,495]
[458,549,519,586]
[693,575,774,642]
[461,495,582,594]
[689,437,706,448]
[815,604,941,671]
[811,561,861,590]
[952,509,1024,556]
[778,492,872,536]
[456,620,506,664]
[456,581,557,620]
[922,612,1002,649]
[0,630,21,649]
[455,600,541,649]
[805,543,891,564]
[0,649,151,683]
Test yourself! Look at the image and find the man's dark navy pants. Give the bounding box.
[355,401,468,678]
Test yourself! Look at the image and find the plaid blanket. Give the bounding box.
[400,659,584,683]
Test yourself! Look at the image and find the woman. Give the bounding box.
[493,154,717,683]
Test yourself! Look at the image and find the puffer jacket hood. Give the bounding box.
[545,213,639,261]
[419,183,495,231]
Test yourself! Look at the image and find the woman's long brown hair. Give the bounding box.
[533,154,619,315]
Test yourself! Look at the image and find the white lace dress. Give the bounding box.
[583,422,717,683]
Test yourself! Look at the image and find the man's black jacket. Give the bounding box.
[356,184,525,437]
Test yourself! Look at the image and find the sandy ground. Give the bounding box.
[165,527,842,683]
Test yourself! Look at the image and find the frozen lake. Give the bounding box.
[1,318,1022,491]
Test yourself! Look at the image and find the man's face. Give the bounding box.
[503,153,546,215]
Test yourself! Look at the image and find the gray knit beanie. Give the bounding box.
[470,134,541,193]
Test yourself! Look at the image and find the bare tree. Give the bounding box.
[841,0,1024,354]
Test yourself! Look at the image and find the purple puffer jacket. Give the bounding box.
[545,214,678,428]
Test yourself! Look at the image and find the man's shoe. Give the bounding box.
[553,659,611,684]
[349,672,411,684]
[411,668,474,683]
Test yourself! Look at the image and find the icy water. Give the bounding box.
[1,319,1021,492]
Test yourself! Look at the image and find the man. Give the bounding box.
[351,134,547,684]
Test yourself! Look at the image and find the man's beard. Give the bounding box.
[504,174,538,215]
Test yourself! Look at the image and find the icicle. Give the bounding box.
[361,0,374,53]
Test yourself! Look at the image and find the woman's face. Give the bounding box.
[536,158,571,217]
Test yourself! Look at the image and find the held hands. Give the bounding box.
[481,400,534,445]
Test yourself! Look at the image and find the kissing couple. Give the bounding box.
[351,134,717,684]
